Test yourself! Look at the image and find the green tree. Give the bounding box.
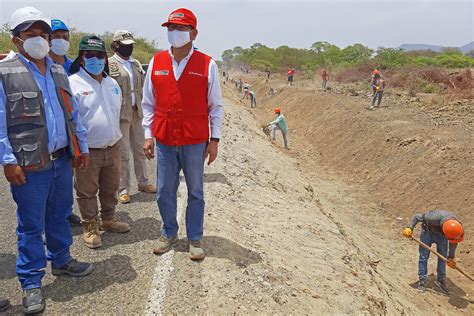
[324,44,343,65]
[375,47,407,68]
[222,49,234,63]
[441,47,462,55]
[341,44,373,64]
[310,41,331,53]
[232,46,244,55]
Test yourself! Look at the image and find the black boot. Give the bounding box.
[0,297,10,312]
[417,280,426,292]
[22,288,45,314]
[52,259,94,277]
[68,213,82,226]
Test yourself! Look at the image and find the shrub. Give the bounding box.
[250,59,275,71]
[334,64,374,83]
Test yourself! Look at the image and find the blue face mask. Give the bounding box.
[83,57,105,75]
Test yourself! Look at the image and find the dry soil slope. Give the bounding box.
[245,71,473,286]
[157,85,468,315]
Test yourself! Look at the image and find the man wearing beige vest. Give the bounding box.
[109,30,156,204]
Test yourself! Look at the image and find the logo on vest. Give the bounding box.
[82,90,95,96]
[155,70,169,76]
[188,71,204,77]
[109,62,119,73]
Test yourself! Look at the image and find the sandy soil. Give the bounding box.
[0,70,472,315]
[220,71,473,314]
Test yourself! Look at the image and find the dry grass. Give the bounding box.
[335,64,472,99]
[334,64,375,83]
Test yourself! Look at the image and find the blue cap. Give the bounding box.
[51,19,69,32]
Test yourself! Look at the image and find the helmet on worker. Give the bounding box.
[442,219,464,243]
[373,69,380,75]
[274,107,281,114]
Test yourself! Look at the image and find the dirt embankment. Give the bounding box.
[225,71,473,312]
[162,87,471,315]
[237,71,473,236]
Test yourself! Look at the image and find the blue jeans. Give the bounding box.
[11,154,73,290]
[155,141,206,240]
[419,228,448,282]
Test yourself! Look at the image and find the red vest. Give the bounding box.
[151,50,211,146]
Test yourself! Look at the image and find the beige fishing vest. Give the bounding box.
[108,55,144,122]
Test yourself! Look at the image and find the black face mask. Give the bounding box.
[117,44,133,58]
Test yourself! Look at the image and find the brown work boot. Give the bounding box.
[119,193,130,204]
[82,218,102,249]
[152,235,178,255]
[138,184,157,194]
[100,217,130,233]
[189,240,205,261]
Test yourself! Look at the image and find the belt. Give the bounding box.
[89,143,118,150]
[50,147,68,161]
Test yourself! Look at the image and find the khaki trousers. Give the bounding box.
[75,143,121,221]
[119,107,149,195]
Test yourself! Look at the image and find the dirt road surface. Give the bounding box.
[0,72,472,314]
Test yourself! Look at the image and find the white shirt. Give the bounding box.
[69,68,123,148]
[142,46,224,139]
[112,54,136,105]
[0,51,16,63]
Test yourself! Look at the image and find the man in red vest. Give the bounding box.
[142,8,223,261]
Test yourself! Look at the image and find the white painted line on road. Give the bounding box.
[145,184,186,315]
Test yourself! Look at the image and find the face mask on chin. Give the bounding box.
[167,30,191,48]
[51,39,70,56]
[18,36,50,60]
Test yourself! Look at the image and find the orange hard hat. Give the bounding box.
[274,107,281,114]
[373,69,380,75]
[442,219,464,243]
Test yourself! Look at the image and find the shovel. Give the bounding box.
[411,236,474,281]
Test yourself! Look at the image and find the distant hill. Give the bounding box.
[460,42,474,53]
[398,42,474,53]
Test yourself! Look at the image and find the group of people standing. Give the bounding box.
[0,6,222,314]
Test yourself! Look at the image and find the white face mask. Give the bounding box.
[167,30,191,48]
[20,36,50,60]
[51,39,70,56]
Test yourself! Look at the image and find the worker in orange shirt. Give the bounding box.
[321,69,329,91]
[287,68,295,85]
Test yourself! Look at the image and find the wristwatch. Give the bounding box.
[210,137,220,143]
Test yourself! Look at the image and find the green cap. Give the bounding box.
[78,35,106,52]
[70,35,108,75]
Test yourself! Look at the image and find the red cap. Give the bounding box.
[162,8,197,29]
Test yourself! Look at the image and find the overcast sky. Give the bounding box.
[1,0,472,60]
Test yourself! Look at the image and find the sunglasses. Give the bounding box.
[84,51,106,59]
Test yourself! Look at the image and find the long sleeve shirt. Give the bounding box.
[0,53,88,165]
[112,54,137,105]
[271,114,288,133]
[409,210,459,257]
[63,56,73,76]
[372,78,385,91]
[141,46,224,139]
[69,68,122,149]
